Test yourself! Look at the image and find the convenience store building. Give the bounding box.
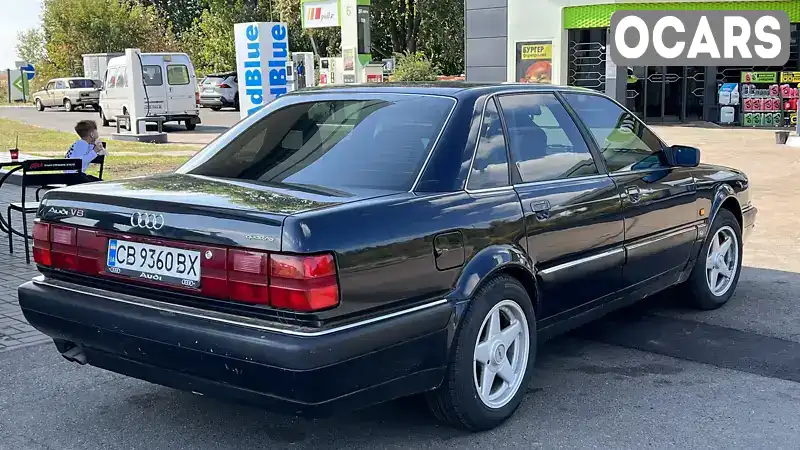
[465,0,800,126]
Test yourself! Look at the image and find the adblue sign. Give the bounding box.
[234,22,290,119]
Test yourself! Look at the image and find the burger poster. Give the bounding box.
[517,41,552,84]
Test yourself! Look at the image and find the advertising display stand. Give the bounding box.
[301,0,372,84]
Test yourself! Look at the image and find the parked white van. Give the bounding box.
[99,53,201,130]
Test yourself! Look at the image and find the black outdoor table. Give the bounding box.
[0,154,30,234]
[0,154,67,236]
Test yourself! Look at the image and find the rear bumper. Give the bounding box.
[18,277,452,415]
[200,96,232,107]
[74,97,99,105]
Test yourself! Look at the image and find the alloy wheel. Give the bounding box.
[473,300,530,409]
[705,225,739,297]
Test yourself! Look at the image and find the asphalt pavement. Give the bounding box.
[0,106,240,145]
[0,115,799,448]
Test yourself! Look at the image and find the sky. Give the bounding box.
[0,0,44,69]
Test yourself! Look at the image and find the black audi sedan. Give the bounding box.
[19,83,756,431]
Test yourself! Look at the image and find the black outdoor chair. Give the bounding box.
[35,154,105,201]
[5,158,86,264]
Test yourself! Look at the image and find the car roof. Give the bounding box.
[205,72,236,78]
[293,82,601,99]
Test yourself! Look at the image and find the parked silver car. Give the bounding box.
[199,72,238,111]
[32,78,100,112]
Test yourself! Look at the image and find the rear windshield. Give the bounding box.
[68,79,96,88]
[202,77,224,85]
[178,96,455,191]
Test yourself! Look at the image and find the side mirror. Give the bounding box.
[667,145,700,167]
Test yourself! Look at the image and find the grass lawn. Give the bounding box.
[1,118,196,179]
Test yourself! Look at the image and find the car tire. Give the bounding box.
[121,108,129,130]
[681,208,743,310]
[234,94,240,111]
[100,108,110,127]
[211,106,222,111]
[426,275,536,431]
[35,98,44,111]
[185,120,197,131]
[64,99,73,112]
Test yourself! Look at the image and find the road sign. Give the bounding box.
[20,63,35,80]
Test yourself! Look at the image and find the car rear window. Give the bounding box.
[167,65,190,85]
[178,96,455,191]
[202,77,224,85]
[68,79,96,88]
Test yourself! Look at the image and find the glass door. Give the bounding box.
[663,66,684,122]
[644,66,664,122]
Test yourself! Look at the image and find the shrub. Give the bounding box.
[389,52,439,82]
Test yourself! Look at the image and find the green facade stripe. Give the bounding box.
[563,1,800,29]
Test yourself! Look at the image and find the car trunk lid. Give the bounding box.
[38,173,376,251]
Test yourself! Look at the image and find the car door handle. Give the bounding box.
[531,200,551,212]
[625,186,641,203]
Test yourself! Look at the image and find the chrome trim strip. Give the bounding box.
[539,247,624,275]
[512,174,610,189]
[30,277,449,338]
[626,227,696,251]
[409,97,459,192]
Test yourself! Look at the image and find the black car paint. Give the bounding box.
[19,83,756,414]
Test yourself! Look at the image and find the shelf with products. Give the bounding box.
[739,72,784,128]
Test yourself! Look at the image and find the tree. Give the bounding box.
[417,0,463,75]
[372,0,423,54]
[15,28,47,65]
[42,0,178,76]
[140,0,205,37]
[181,0,275,74]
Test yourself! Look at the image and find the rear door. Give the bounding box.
[562,93,698,288]
[142,64,166,114]
[165,62,194,114]
[497,92,625,319]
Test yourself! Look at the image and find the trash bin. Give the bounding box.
[776,131,790,144]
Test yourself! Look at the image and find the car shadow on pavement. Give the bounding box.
[8,266,798,448]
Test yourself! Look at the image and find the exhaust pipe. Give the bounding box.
[60,343,88,365]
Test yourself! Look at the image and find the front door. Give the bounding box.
[44,81,56,106]
[496,92,625,319]
[562,93,699,287]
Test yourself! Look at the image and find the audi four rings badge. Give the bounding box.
[130,212,165,230]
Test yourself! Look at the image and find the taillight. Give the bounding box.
[32,222,51,266]
[32,221,340,312]
[195,91,200,105]
[270,254,339,311]
[227,250,269,305]
[218,83,231,88]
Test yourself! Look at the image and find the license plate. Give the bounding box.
[204,88,215,93]
[106,239,201,288]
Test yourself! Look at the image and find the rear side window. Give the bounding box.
[55,80,66,89]
[167,65,190,85]
[178,96,455,191]
[467,98,509,190]
[116,70,127,88]
[143,66,163,86]
[498,93,598,183]
[68,79,95,88]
